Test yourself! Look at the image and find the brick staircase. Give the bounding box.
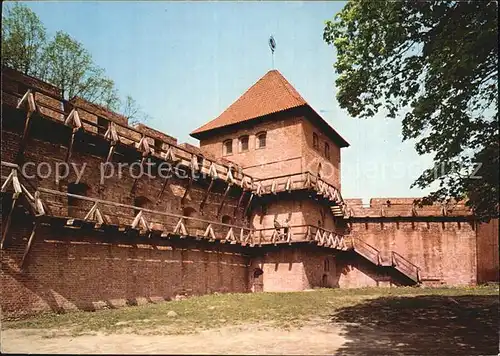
[348,236,420,285]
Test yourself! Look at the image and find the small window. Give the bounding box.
[256,132,267,149]
[154,139,163,150]
[67,182,90,218]
[221,215,233,225]
[313,133,319,150]
[97,117,109,135]
[223,139,233,156]
[324,258,330,272]
[134,196,151,216]
[324,142,330,160]
[239,135,249,152]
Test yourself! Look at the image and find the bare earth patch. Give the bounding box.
[1,287,498,355]
[1,322,347,355]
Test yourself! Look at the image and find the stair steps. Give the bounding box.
[351,237,420,285]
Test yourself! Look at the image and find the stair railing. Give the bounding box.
[351,236,381,265]
[391,251,420,282]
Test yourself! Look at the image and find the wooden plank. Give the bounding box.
[243,192,254,217]
[199,179,214,212]
[157,171,171,202]
[217,184,232,217]
[1,170,14,192]
[233,189,246,217]
[181,177,193,207]
[0,195,19,249]
[20,221,38,269]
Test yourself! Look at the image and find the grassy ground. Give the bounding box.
[2,286,498,337]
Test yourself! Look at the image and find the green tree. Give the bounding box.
[324,1,498,221]
[41,31,120,109]
[1,2,47,76]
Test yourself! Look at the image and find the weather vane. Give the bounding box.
[269,35,276,69]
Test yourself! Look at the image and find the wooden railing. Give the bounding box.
[252,224,349,249]
[3,74,352,213]
[3,76,253,188]
[392,251,420,282]
[351,236,381,265]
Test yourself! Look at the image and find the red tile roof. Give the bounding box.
[190,69,349,147]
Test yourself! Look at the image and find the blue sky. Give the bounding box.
[14,1,434,201]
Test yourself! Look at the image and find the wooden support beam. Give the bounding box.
[64,128,80,163]
[203,224,216,241]
[233,188,246,217]
[100,144,116,189]
[164,146,177,162]
[208,163,218,179]
[130,156,147,193]
[131,210,143,229]
[271,180,277,194]
[1,169,14,192]
[16,110,35,161]
[64,109,82,128]
[243,192,254,217]
[226,166,235,185]
[217,184,232,217]
[157,169,172,202]
[105,144,115,165]
[270,229,278,245]
[305,226,311,241]
[34,191,45,216]
[173,217,188,236]
[190,154,199,172]
[0,193,20,249]
[225,227,235,244]
[305,173,311,188]
[181,177,193,207]
[104,122,119,143]
[285,177,292,192]
[199,179,214,213]
[255,182,263,196]
[20,221,38,270]
[84,202,99,221]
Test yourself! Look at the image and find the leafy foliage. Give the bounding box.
[40,31,120,109]
[1,3,146,121]
[1,3,47,77]
[324,1,498,220]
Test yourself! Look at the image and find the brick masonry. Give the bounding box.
[1,67,498,319]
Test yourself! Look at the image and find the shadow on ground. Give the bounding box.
[329,294,499,356]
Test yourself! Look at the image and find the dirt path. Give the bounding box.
[1,323,347,355]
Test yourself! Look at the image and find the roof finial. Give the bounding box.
[268,35,276,69]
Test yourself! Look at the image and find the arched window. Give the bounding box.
[67,182,90,218]
[239,135,249,152]
[324,258,330,272]
[223,139,233,156]
[221,215,233,225]
[324,142,330,160]
[183,206,197,217]
[182,206,203,233]
[256,132,267,149]
[313,133,319,150]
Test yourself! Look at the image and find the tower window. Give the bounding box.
[223,139,233,156]
[313,133,319,150]
[239,135,249,152]
[324,142,330,160]
[256,132,267,149]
